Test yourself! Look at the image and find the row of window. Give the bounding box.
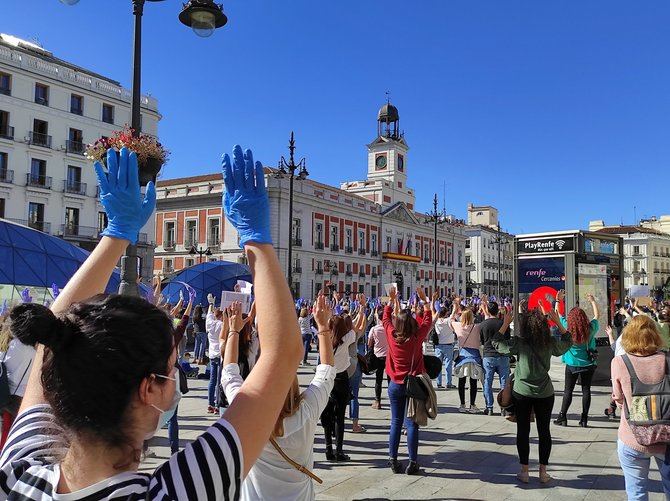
[0,151,88,194]
[0,72,116,124]
[631,245,670,257]
[0,198,108,238]
[163,218,221,248]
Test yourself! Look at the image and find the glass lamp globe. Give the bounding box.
[190,10,216,37]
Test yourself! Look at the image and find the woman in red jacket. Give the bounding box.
[382,287,433,475]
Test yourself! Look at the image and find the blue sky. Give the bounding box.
[4,1,669,233]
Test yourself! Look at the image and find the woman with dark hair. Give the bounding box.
[320,307,359,461]
[192,304,208,365]
[383,286,433,475]
[492,305,572,484]
[555,293,599,427]
[0,146,303,499]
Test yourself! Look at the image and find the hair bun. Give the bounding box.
[9,303,65,349]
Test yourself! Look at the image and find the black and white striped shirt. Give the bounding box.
[0,405,242,500]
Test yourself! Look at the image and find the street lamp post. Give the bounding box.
[189,245,212,264]
[493,223,509,299]
[275,132,308,298]
[424,194,448,297]
[61,0,227,296]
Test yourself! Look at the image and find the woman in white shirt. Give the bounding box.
[431,303,456,389]
[321,312,357,461]
[222,294,336,500]
[0,322,36,447]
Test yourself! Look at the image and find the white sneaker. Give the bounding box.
[468,405,483,414]
[458,404,468,413]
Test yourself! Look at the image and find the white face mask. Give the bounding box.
[145,370,181,440]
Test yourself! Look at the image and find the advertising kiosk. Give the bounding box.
[514,230,624,383]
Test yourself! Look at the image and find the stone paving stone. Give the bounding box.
[138,354,664,499]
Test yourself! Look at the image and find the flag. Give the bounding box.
[398,238,404,254]
[405,236,412,255]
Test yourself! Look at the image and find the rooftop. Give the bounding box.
[594,225,665,237]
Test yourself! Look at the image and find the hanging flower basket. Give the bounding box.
[86,126,169,185]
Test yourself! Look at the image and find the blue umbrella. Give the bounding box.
[161,261,252,307]
[0,219,150,303]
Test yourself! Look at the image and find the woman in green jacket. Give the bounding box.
[493,304,572,485]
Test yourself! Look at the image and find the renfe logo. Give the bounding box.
[526,268,547,277]
[523,241,555,250]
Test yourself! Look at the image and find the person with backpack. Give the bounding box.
[611,315,670,499]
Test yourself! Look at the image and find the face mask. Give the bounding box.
[145,371,182,440]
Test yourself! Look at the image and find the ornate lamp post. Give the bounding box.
[275,132,308,298]
[493,223,509,298]
[60,0,227,295]
[424,194,448,296]
[189,245,212,264]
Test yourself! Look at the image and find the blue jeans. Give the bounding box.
[208,357,221,407]
[434,344,454,386]
[167,405,179,454]
[617,440,669,500]
[349,364,362,419]
[194,332,207,360]
[483,356,510,409]
[388,380,419,461]
[302,334,312,363]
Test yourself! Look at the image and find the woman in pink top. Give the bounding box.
[449,300,484,414]
[368,306,389,409]
[611,315,670,500]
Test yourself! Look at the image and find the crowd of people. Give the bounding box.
[0,145,668,499]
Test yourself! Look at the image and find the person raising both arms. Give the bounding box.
[0,145,303,500]
[221,293,336,500]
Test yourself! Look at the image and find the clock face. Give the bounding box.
[398,154,404,171]
[375,154,387,170]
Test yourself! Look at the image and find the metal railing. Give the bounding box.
[0,87,9,96]
[207,236,221,248]
[315,242,324,250]
[163,265,175,274]
[358,248,366,256]
[184,237,198,249]
[330,269,339,276]
[371,250,378,257]
[63,180,87,195]
[315,268,323,275]
[345,246,353,254]
[371,272,377,278]
[26,173,52,189]
[292,237,302,247]
[6,218,51,233]
[66,140,85,155]
[0,125,14,140]
[358,272,366,278]
[0,169,13,183]
[292,266,302,273]
[163,240,176,250]
[61,225,100,238]
[29,131,52,148]
[330,244,339,252]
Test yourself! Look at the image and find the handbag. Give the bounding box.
[430,326,439,346]
[176,363,189,395]
[357,353,374,375]
[403,335,428,401]
[270,437,323,484]
[363,351,380,373]
[423,355,442,380]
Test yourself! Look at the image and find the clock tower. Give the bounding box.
[342,100,415,209]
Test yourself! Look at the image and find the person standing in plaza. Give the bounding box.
[450,300,484,413]
[205,298,223,415]
[383,287,433,475]
[480,300,511,415]
[347,298,369,434]
[299,307,313,365]
[192,304,208,365]
[368,306,389,409]
[431,299,456,390]
[611,315,670,500]
[492,304,573,484]
[555,293,599,427]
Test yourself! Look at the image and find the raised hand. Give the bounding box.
[389,286,397,301]
[207,293,215,305]
[222,145,271,247]
[229,301,245,333]
[94,147,156,245]
[314,294,332,331]
[416,287,427,303]
[586,293,596,303]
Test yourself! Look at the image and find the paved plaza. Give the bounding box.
[142,353,667,500]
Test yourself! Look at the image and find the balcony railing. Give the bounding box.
[184,237,198,249]
[345,246,353,254]
[0,169,13,184]
[29,131,52,148]
[358,248,366,256]
[63,180,87,195]
[330,269,339,276]
[371,272,378,278]
[61,225,100,239]
[330,244,339,252]
[163,240,176,250]
[26,173,52,189]
[0,87,9,96]
[0,125,14,140]
[358,272,366,278]
[371,250,378,257]
[163,266,175,274]
[345,270,352,277]
[423,259,430,264]
[292,237,302,247]
[207,236,221,248]
[315,241,324,250]
[7,218,51,234]
[315,268,323,275]
[292,266,302,273]
[66,140,85,155]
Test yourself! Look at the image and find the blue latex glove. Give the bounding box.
[94,148,156,245]
[222,145,271,247]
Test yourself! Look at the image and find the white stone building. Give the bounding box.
[589,220,670,293]
[0,34,159,278]
[464,204,514,297]
[153,102,468,299]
